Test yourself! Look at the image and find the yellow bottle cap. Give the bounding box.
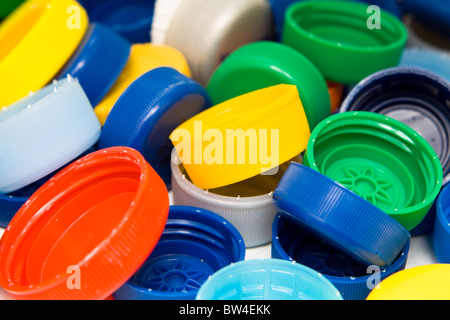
[94,43,191,125]
[366,264,450,300]
[0,0,88,107]
[170,84,311,190]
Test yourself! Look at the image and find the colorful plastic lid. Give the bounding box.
[56,23,131,107]
[0,76,101,194]
[268,0,404,40]
[0,0,24,19]
[400,48,450,83]
[77,0,157,43]
[433,184,450,263]
[340,67,450,182]
[94,43,191,125]
[366,264,450,300]
[207,41,330,130]
[170,84,311,190]
[304,111,443,231]
[0,0,88,107]
[113,205,245,300]
[403,0,450,37]
[196,258,343,300]
[0,146,96,229]
[150,0,274,86]
[272,214,410,300]
[273,162,410,267]
[98,67,211,188]
[282,1,407,84]
[0,147,169,300]
[171,149,301,248]
[404,15,450,54]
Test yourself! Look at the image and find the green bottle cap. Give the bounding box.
[304,111,443,231]
[0,0,25,19]
[282,0,408,84]
[207,41,330,130]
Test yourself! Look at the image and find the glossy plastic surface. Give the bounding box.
[77,0,157,43]
[272,214,410,300]
[94,43,191,125]
[273,162,410,267]
[99,67,211,188]
[0,0,88,106]
[151,0,274,86]
[433,184,450,263]
[0,77,101,194]
[0,147,169,300]
[304,111,443,231]
[171,84,311,190]
[366,264,450,300]
[207,41,330,130]
[196,259,343,300]
[400,48,450,83]
[340,67,450,182]
[113,205,245,300]
[282,1,407,84]
[56,23,131,106]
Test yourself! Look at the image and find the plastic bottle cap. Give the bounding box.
[403,15,450,53]
[327,81,345,114]
[273,162,410,267]
[55,23,131,107]
[400,48,450,83]
[267,0,404,40]
[403,0,450,38]
[76,0,157,43]
[272,214,410,300]
[94,43,191,125]
[433,184,450,263]
[304,111,443,231]
[340,67,450,182]
[0,0,25,19]
[196,259,343,300]
[113,205,245,300]
[171,148,302,248]
[0,76,101,194]
[98,67,212,188]
[207,41,330,130]
[282,1,407,84]
[170,84,311,190]
[150,0,274,86]
[0,0,88,107]
[366,264,450,300]
[0,147,170,300]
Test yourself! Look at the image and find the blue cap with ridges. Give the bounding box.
[56,23,131,107]
[434,184,450,263]
[273,162,411,267]
[98,67,212,188]
[272,214,410,300]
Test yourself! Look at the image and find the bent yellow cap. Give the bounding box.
[366,264,450,300]
[170,84,311,190]
[0,0,88,107]
[94,43,191,125]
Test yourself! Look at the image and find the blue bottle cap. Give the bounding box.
[341,67,450,182]
[113,205,245,300]
[56,23,131,107]
[433,184,450,263]
[271,214,410,300]
[403,0,450,37]
[76,0,157,43]
[98,67,211,188]
[273,162,410,267]
[196,258,342,300]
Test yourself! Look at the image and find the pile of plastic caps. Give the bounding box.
[0,0,449,301]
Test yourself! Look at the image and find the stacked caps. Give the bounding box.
[0,0,449,301]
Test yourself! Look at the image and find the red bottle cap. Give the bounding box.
[0,147,169,300]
